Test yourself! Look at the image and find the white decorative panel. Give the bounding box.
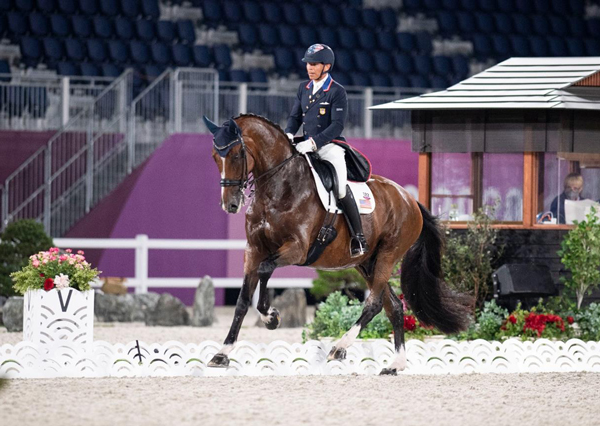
[1,339,600,379]
[23,289,94,355]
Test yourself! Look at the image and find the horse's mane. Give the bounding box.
[234,113,288,141]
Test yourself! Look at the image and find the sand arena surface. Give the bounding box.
[2,307,600,426]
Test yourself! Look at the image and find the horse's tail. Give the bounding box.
[400,202,471,334]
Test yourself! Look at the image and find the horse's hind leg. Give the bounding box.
[380,283,406,376]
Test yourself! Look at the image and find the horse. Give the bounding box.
[203,114,470,375]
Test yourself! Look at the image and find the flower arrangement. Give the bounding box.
[11,247,100,294]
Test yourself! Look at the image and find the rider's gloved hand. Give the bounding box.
[295,138,317,154]
[286,133,294,143]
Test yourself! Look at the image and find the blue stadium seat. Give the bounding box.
[335,49,354,73]
[353,51,373,73]
[177,20,196,44]
[229,69,248,83]
[144,64,164,82]
[424,0,441,10]
[223,1,242,23]
[142,0,160,20]
[218,70,229,83]
[93,16,114,39]
[282,4,301,25]
[391,74,409,88]
[20,37,42,66]
[414,55,432,75]
[515,0,533,14]
[437,11,458,35]
[371,73,391,87]
[491,34,510,57]
[243,1,262,23]
[298,27,318,46]
[172,44,191,66]
[130,40,151,64]
[379,7,397,31]
[29,12,49,37]
[301,4,322,26]
[478,0,496,12]
[357,29,376,51]
[15,0,34,11]
[550,0,568,15]
[548,36,568,57]
[115,16,135,40]
[350,73,371,87]
[321,4,341,27]
[498,0,514,12]
[7,12,28,39]
[80,62,100,77]
[587,19,600,38]
[136,19,156,42]
[57,0,76,14]
[403,0,422,12]
[472,33,492,58]
[459,0,477,10]
[567,17,586,37]
[317,27,338,50]
[108,40,129,63]
[50,13,70,37]
[101,63,122,78]
[377,31,396,51]
[121,0,140,18]
[262,2,282,24]
[494,13,513,34]
[294,47,306,72]
[532,15,550,36]
[362,8,380,29]
[213,44,232,69]
[27,86,49,118]
[157,21,176,43]
[274,47,294,71]
[431,75,448,89]
[57,61,79,76]
[192,45,212,67]
[342,8,361,27]
[566,38,585,57]
[432,55,451,76]
[36,0,56,13]
[279,25,298,48]
[239,24,258,48]
[570,0,585,15]
[338,28,358,50]
[78,0,97,15]
[0,0,11,11]
[151,42,171,65]
[87,39,107,63]
[475,13,495,33]
[529,36,549,56]
[442,0,459,9]
[393,53,414,74]
[451,55,469,80]
[259,24,277,47]
[333,71,351,87]
[509,35,531,56]
[457,12,476,33]
[374,51,393,74]
[584,39,600,56]
[43,37,64,64]
[65,38,86,62]
[0,14,5,38]
[202,0,222,26]
[72,15,92,39]
[415,32,433,53]
[512,14,532,35]
[249,68,267,83]
[99,0,118,16]
[409,74,429,88]
[532,0,549,13]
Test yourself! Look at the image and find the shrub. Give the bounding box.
[0,220,53,297]
[574,303,600,341]
[310,268,366,300]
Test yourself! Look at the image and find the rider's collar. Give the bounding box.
[306,74,332,92]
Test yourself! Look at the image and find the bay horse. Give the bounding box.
[203,114,470,375]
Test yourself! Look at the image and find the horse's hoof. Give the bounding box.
[264,308,281,330]
[379,368,398,376]
[327,346,347,360]
[207,353,230,368]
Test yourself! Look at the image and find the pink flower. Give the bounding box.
[59,255,67,262]
[66,249,72,253]
[54,274,70,290]
[32,259,40,268]
[77,250,85,255]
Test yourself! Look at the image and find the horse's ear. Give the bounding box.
[227,118,240,134]
[202,116,220,135]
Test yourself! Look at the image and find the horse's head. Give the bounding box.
[203,116,253,214]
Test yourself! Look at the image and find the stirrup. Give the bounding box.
[350,234,368,258]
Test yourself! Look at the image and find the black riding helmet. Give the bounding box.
[302,44,335,69]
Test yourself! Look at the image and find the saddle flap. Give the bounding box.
[308,154,338,195]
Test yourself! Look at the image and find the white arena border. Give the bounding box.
[2,338,600,379]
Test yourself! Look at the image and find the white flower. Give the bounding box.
[54,273,71,289]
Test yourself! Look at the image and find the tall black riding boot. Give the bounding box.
[338,185,369,258]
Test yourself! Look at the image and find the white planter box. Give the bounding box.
[23,288,94,353]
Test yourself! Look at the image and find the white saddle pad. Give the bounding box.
[304,154,375,215]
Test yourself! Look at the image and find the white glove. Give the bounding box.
[286,133,294,143]
[295,138,317,154]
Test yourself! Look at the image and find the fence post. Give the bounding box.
[0,184,6,230]
[61,77,70,126]
[213,71,220,123]
[85,121,93,213]
[127,107,135,174]
[135,234,149,294]
[173,70,182,133]
[364,87,373,139]
[238,83,248,115]
[43,147,51,234]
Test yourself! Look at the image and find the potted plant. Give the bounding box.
[11,247,100,352]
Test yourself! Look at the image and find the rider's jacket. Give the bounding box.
[285,74,347,149]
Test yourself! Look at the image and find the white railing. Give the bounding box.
[53,235,314,293]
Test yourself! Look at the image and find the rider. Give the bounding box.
[285,43,368,258]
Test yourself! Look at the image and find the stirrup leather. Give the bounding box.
[338,185,369,257]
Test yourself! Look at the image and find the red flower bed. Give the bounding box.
[404,315,416,331]
[523,312,565,337]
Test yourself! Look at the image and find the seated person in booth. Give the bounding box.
[550,173,586,224]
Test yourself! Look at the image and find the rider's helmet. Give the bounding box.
[302,44,335,69]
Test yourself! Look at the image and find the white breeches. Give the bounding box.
[318,143,347,198]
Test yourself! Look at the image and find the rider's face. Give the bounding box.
[306,62,330,81]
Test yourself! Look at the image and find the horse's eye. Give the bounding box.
[232,154,240,160]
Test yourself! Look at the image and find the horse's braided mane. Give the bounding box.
[235,113,287,140]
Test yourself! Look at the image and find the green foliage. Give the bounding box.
[558,207,600,309]
[476,299,509,341]
[442,205,503,313]
[310,268,366,300]
[0,220,53,297]
[574,303,600,341]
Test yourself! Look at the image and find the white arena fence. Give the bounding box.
[53,235,314,292]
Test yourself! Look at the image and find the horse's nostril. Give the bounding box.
[228,204,238,213]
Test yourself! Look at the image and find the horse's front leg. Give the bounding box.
[208,269,259,368]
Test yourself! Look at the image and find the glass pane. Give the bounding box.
[482,153,523,222]
[538,153,570,224]
[431,153,473,221]
[580,168,600,204]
